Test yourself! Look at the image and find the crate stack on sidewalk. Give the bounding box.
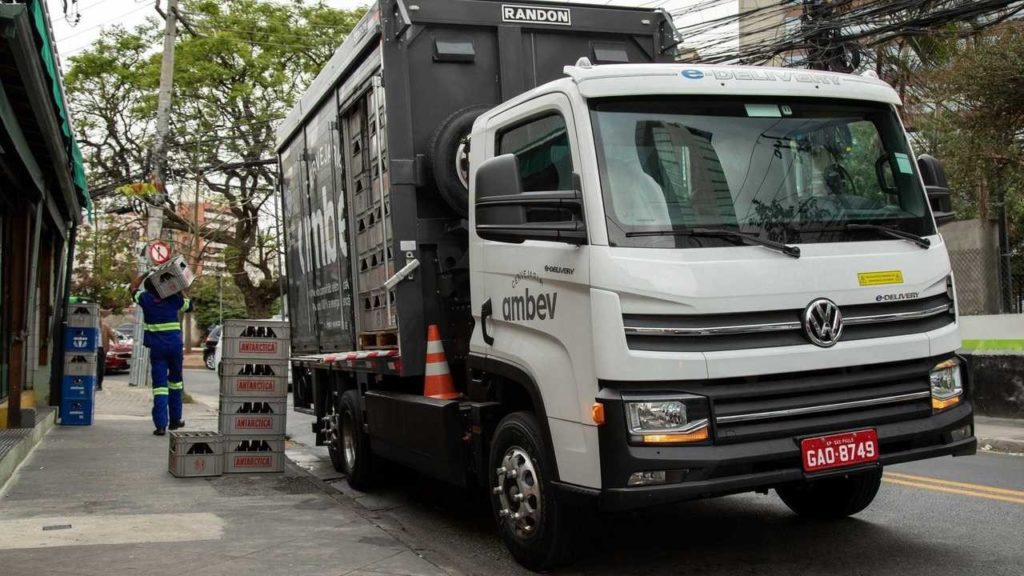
[60,303,101,426]
[218,319,291,474]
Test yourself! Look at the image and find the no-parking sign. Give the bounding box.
[147,240,172,266]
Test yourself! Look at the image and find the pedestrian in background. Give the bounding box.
[129,274,193,436]
[98,310,115,391]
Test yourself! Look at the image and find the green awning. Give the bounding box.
[25,0,91,216]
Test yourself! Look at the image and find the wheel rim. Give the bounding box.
[454,138,470,190]
[494,446,542,538]
[324,407,341,457]
[341,411,357,472]
[205,356,215,369]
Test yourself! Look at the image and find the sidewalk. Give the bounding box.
[976,416,1024,455]
[0,376,454,576]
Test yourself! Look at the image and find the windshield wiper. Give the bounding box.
[625,227,801,258]
[842,223,931,249]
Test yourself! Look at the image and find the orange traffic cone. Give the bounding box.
[424,324,459,399]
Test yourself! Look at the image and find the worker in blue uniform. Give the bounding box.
[130,274,193,436]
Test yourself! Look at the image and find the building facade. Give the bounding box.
[1,0,89,428]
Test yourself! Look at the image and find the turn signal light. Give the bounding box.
[932,395,961,410]
[591,402,605,426]
[642,427,709,444]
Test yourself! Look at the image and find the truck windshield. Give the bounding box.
[590,97,935,249]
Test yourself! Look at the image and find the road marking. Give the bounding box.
[883,473,1024,505]
[0,513,224,550]
[885,471,1024,497]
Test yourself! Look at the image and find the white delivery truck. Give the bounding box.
[279,1,973,570]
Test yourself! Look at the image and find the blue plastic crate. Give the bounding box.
[61,375,95,401]
[64,327,98,353]
[60,398,94,426]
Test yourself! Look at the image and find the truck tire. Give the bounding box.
[340,389,374,490]
[429,105,491,217]
[775,468,882,519]
[489,411,575,571]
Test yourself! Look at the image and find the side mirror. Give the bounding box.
[474,154,586,245]
[917,154,954,225]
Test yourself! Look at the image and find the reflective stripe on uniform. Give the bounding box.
[153,387,169,396]
[168,381,183,390]
[145,322,181,332]
[180,298,191,311]
[134,290,143,304]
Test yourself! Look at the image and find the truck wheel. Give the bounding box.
[489,411,575,571]
[429,105,490,217]
[776,468,882,519]
[340,389,374,490]
[325,392,346,473]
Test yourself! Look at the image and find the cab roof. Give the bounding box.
[560,63,901,106]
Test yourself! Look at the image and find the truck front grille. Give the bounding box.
[623,293,954,352]
[704,357,936,444]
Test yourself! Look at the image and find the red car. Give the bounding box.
[105,331,133,373]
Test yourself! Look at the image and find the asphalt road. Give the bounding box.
[181,368,1024,576]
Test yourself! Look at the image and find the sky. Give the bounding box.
[48,0,737,64]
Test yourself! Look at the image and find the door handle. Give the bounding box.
[481,299,494,346]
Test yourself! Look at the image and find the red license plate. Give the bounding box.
[801,429,879,473]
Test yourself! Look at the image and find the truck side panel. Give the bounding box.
[280,136,318,354]
[304,100,356,352]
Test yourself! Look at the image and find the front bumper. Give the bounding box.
[592,401,974,511]
[586,355,976,512]
[106,355,131,371]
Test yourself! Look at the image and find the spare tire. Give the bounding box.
[429,105,491,217]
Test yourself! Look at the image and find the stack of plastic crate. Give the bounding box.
[350,88,398,351]
[218,319,290,473]
[61,303,100,425]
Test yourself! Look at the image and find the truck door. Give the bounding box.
[472,93,599,487]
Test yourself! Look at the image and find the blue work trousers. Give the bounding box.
[150,344,184,429]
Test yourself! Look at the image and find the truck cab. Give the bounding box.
[467,61,973,565]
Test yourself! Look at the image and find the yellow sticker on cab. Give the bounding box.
[858,270,904,286]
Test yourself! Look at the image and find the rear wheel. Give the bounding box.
[489,411,576,571]
[776,468,882,519]
[204,352,216,370]
[340,389,374,490]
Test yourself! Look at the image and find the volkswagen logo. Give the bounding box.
[803,298,843,347]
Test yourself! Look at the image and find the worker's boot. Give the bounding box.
[153,428,166,436]
[169,420,186,431]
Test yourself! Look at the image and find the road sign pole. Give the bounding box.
[129,0,180,388]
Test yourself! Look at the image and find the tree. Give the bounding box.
[71,205,139,312]
[65,0,365,316]
[188,274,248,334]
[917,24,1024,238]
[65,25,160,191]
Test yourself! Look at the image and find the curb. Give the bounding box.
[977,437,1024,455]
[0,409,57,491]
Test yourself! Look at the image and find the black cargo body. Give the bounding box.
[277,0,676,379]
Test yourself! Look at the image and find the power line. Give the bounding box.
[56,1,153,42]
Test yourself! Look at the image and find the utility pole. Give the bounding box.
[801,0,857,72]
[130,0,179,387]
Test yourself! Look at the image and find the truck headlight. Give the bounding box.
[930,358,963,411]
[624,395,710,444]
